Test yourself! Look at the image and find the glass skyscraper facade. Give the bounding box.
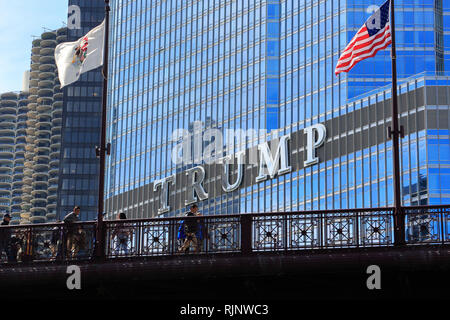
[347,0,448,98]
[104,0,450,219]
[57,0,105,221]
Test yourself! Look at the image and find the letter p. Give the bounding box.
[304,124,326,167]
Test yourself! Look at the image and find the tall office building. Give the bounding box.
[104,0,450,219]
[0,92,29,225]
[56,0,105,221]
[21,28,67,224]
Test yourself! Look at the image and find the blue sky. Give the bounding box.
[0,0,68,93]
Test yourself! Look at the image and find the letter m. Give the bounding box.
[256,134,291,182]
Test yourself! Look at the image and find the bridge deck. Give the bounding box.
[1,244,450,300]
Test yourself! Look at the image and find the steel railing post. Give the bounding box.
[241,214,252,255]
[394,207,406,246]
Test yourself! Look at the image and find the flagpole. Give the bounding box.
[95,0,111,260]
[389,0,405,245]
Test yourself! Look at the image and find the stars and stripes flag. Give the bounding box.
[335,0,392,76]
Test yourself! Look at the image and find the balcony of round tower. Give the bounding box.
[0,137,15,154]
[36,93,53,108]
[50,150,60,163]
[0,128,15,148]
[0,157,14,176]
[25,137,36,149]
[52,94,63,109]
[18,97,28,109]
[52,116,62,130]
[0,202,10,213]
[10,203,22,217]
[17,117,28,130]
[40,52,56,64]
[26,108,37,124]
[48,159,59,174]
[37,86,54,101]
[0,144,14,158]
[56,32,66,43]
[18,90,28,99]
[38,71,55,86]
[21,188,32,200]
[34,130,51,146]
[31,168,49,181]
[21,178,32,193]
[46,211,57,222]
[38,78,54,93]
[46,195,57,213]
[27,98,37,109]
[11,192,22,217]
[30,186,45,197]
[30,207,47,224]
[13,173,24,188]
[0,118,16,135]
[47,172,58,189]
[47,192,57,205]
[20,209,31,224]
[36,114,52,129]
[32,157,50,174]
[39,52,55,65]
[51,126,61,140]
[0,96,18,109]
[50,139,61,157]
[12,177,23,190]
[0,174,11,186]
[30,193,48,219]
[0,188,11,209]
[31,38,41,50]
[29,76,39,89]
[30,60,40,73]
[34,139,51,153]
[16,117,28,133]
[21,190,32,204]
[56,27,67,38]
[0,112,17,134]
[31,52,40,64]
[40,31,56,45]
[0,177,11,203]
[13,160,25,175]
[15,136,26,151]
[24,150,35,164]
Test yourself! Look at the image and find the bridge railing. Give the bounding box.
[404,205,450,244]
[0,221,96,263]
[0,205,449,264]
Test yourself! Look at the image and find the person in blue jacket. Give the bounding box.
[177,204,208,253]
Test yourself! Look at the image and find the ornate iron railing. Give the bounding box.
[0,222,95,263]
[0,205,449,264]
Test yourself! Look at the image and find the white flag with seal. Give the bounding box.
[55,20,105,88]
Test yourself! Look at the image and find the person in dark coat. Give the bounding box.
[63,206,82,258]
[177,204,208,253]
[0,214,12,262]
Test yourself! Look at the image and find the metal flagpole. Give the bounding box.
[95,0,111,259]
[388,0,405,245]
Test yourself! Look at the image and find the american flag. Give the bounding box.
[335,0,392,76]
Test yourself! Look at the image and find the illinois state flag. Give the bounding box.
[55,20,105,88]
[335,0,392,75]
